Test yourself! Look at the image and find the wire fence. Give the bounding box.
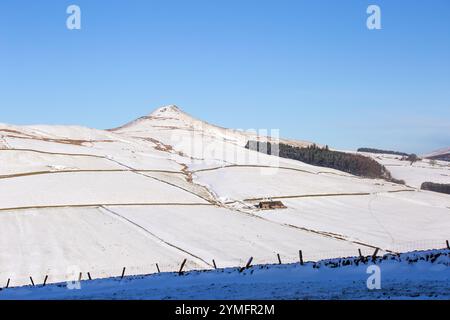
[1,239,449,289]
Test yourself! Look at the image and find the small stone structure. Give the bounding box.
[258,201,287,210]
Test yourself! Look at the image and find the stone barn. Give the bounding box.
[258,201,287,210]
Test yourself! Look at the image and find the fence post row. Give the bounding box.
[4,241,449,288]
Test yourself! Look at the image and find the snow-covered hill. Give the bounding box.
[423,147,450,162]
[424,147,450,158]
[358,152,450,188]
[1,105,449,288]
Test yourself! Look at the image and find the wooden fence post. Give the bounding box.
[30,276,35,286]
[212,259,217,269]
[299,250,304,265]
[156,263,161,273]
[277,254,282,265]
[121,267,126,279]
[43,275,48,287]
[240,257,253,272]
[372,248,380,258]
[358,248,367,263]
[245,257,253,269]
[178,259,187,275]
[372,248,380,263]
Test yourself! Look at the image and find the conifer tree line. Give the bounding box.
[357,147,422,164]
[357,147,410,157]
[246,141,405,184]
[421,182,450,195]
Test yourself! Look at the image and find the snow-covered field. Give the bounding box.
[359,152,450,188]
[1,249,448,300]
[0,105,449,297]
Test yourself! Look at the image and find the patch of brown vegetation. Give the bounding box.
[180,164,193,183]
[0,129,37,138]
[139,137,188,158]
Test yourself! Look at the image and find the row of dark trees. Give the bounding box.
[427,154,450,162]
[246,141,404,184]
[421,182,450,195]
[358,147,421,164]
[357,147,410,157]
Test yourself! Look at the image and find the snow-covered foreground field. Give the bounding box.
[1,250,448,300]
[1,105,449,293]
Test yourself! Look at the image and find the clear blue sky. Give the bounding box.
[1,0,449,154]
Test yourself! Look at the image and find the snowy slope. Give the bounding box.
[359,152,450,188]
[0,105,449,289]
